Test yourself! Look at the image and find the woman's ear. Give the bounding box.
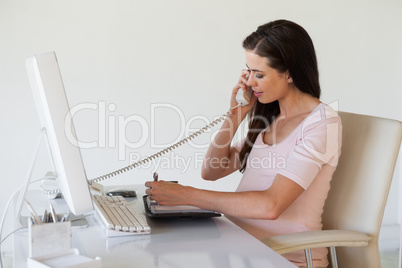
[285,70,293,83]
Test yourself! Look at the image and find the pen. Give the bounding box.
[64,213,70,222]
[49,204,57,223]
[25,200,41,224]
[42,209,47,223]
[153,172,158,182]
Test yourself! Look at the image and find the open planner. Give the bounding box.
[143,196,221,219]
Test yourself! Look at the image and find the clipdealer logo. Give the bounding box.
[64,101,247,161]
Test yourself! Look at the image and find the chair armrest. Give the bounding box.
[261,230,371,254]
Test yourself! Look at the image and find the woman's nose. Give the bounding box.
[246,75,256,87]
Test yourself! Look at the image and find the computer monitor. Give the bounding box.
[26,51,94,215]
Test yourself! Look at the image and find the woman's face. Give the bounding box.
[245,51,292,104]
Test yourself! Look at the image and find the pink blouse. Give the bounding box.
[229,103,342,267]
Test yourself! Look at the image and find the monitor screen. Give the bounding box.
[26,51,94,215]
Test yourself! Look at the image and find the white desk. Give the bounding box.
[13,187,296,268]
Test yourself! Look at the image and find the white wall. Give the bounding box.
[1,0,401,253]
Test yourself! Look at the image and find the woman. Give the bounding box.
[145,19,341,267]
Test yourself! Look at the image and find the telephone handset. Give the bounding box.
[88,89,253,186]
[235,88,252,106]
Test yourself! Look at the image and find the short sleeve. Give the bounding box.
[278,105,342,190]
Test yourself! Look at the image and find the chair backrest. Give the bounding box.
[322,111,401,267]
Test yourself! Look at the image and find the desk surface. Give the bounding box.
[14,187,296,268]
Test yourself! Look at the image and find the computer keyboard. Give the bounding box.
[92,195,151,237]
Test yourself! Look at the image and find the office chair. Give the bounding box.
[261,111,402,268]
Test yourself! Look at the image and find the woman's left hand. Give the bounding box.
[144,181,190,206]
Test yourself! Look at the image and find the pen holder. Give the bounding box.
[28,220,72,258]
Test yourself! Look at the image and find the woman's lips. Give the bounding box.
[253,91,263,97]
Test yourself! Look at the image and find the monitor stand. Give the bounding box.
[14,128,88,229]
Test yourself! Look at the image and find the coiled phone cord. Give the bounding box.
[88,106,239,185]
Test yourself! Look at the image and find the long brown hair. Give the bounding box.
[239,20,321,172]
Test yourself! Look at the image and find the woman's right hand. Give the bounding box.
[230,69,257,119]
[202,70,255,181]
